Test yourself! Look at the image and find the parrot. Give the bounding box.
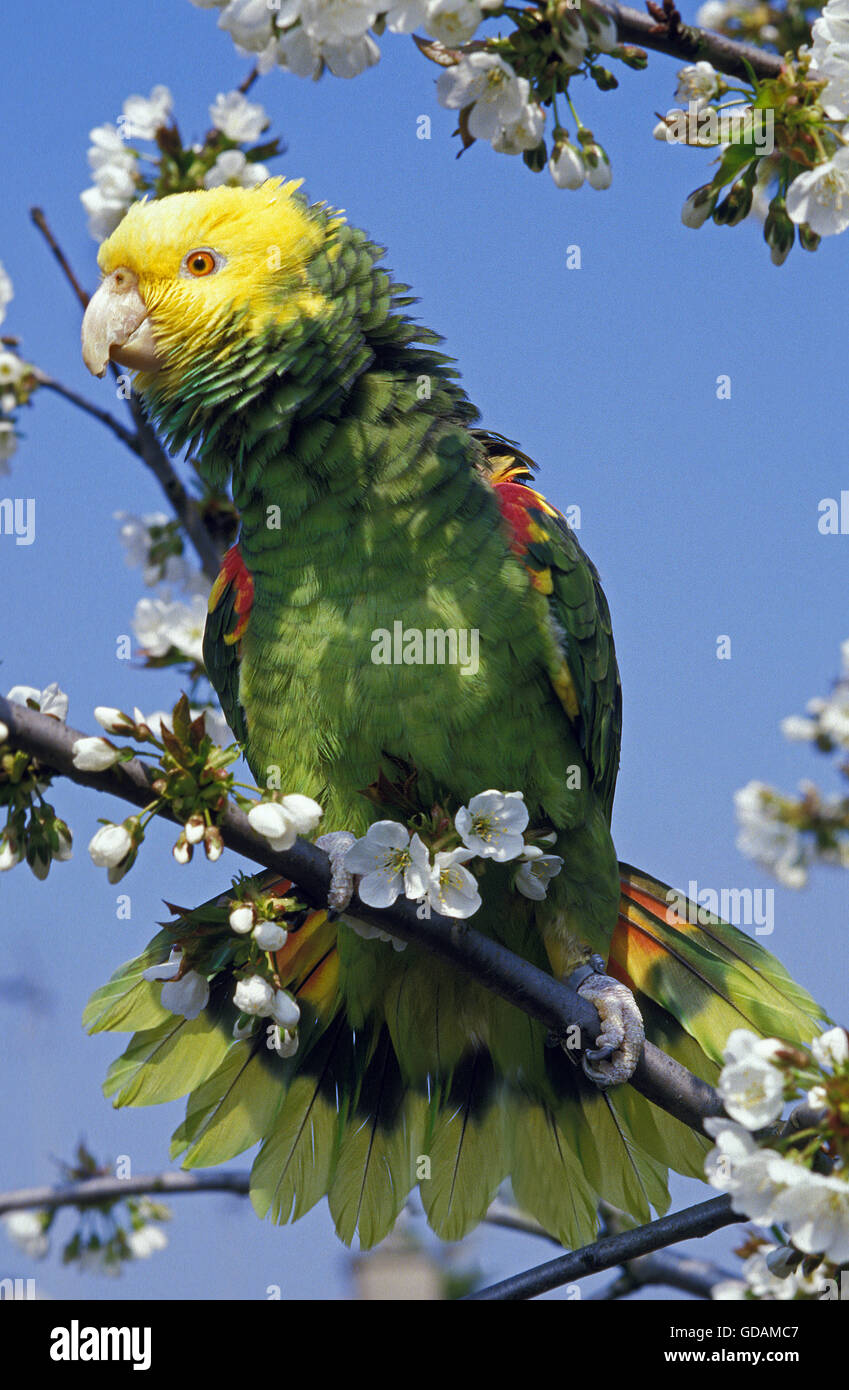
[80,179,827,1251]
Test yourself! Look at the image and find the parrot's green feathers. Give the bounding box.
[83,183,828,1252]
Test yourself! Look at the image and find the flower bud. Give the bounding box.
[72,736,123,771]
[270,988,300,1029]
[89,821,133,869]
[713,175,754,226]
[798,222,821,252]
[254,920,288,951]
[94,706,134,734]
[0,835,22,871]
[681,184,718,228]
[522,141,548,173]
[204,825,223,861]
[549,132,585,189]
[173,836,192,865]
[229,904,255,935]
[611,44,648,68]
[589,64,618,91]
[184,815,205,844]
[764,195,795,265]
[234,974,274,1016]
[578,131,612,189]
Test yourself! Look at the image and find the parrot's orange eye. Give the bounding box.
[183,249,219,277]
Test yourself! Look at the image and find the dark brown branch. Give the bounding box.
[29,207,91,311]
[124,395,222,584]
[466,1195,738,1299]
[238,65,260,94]
[0,698,725,1137]
[600,3,785,81]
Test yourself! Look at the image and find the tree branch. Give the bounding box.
[0,697,726,1139]
[29,207,90,312]
[481,1198,563,1244]
[600,4,785,82]
[0,1170,251,1216]
[613,1247,736,1298]
[32,371,140,451]
[465,1195,738,1299]
[124,395,222,584]
[0,1170,733,1302]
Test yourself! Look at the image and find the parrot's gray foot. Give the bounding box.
[315,831,357,913]
[569,955,645,1087]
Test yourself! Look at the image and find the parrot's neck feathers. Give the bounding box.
[139,222,478,505]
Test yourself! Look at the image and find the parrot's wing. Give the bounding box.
[478,432,622,820]
[203,543,252,746]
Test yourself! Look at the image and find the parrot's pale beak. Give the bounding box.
[81,268,162,378]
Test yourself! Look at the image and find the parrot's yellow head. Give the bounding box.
[81,179,338,393]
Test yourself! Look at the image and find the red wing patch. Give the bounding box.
[208,544,254,646]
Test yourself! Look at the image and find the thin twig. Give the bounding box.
[29,208,91,310]
[0,696,725,1137]
[623,1247,736,1298]
[465,1195,738,1299]
[125,395,222,583]
[32,371,139,451]
[0,1170,250,1216]
[238,66,260,95]
[482,1199,563,1244]
[599,3,785,81]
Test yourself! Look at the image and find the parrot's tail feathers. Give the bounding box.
[612,863,828,1067]
[86,865,827,1254]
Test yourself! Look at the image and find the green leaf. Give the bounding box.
[103,992,231,1108]
[710,142,756,192]
[83,931,175,1034]
[171,1039,285,1168]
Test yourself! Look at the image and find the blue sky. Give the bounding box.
[1,0,847,1300]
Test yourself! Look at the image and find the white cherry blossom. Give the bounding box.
[455,789,529,861]
[811,1026,849,1071]
[119,85,173,140]
[515,851,564,900]
[344,822,430,908]
[674,61,720,109]
[217,0,277,51]
[437,54,530,143]
[426,847,481,918]
[209,90,269,142]
[787,148,849,236]
[204,150,270,188]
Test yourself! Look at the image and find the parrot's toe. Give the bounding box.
[571,965,645,1087]
[315,831,357,913]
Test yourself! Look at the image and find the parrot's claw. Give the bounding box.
[572,965,645,1088]
[315,831,357,913]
